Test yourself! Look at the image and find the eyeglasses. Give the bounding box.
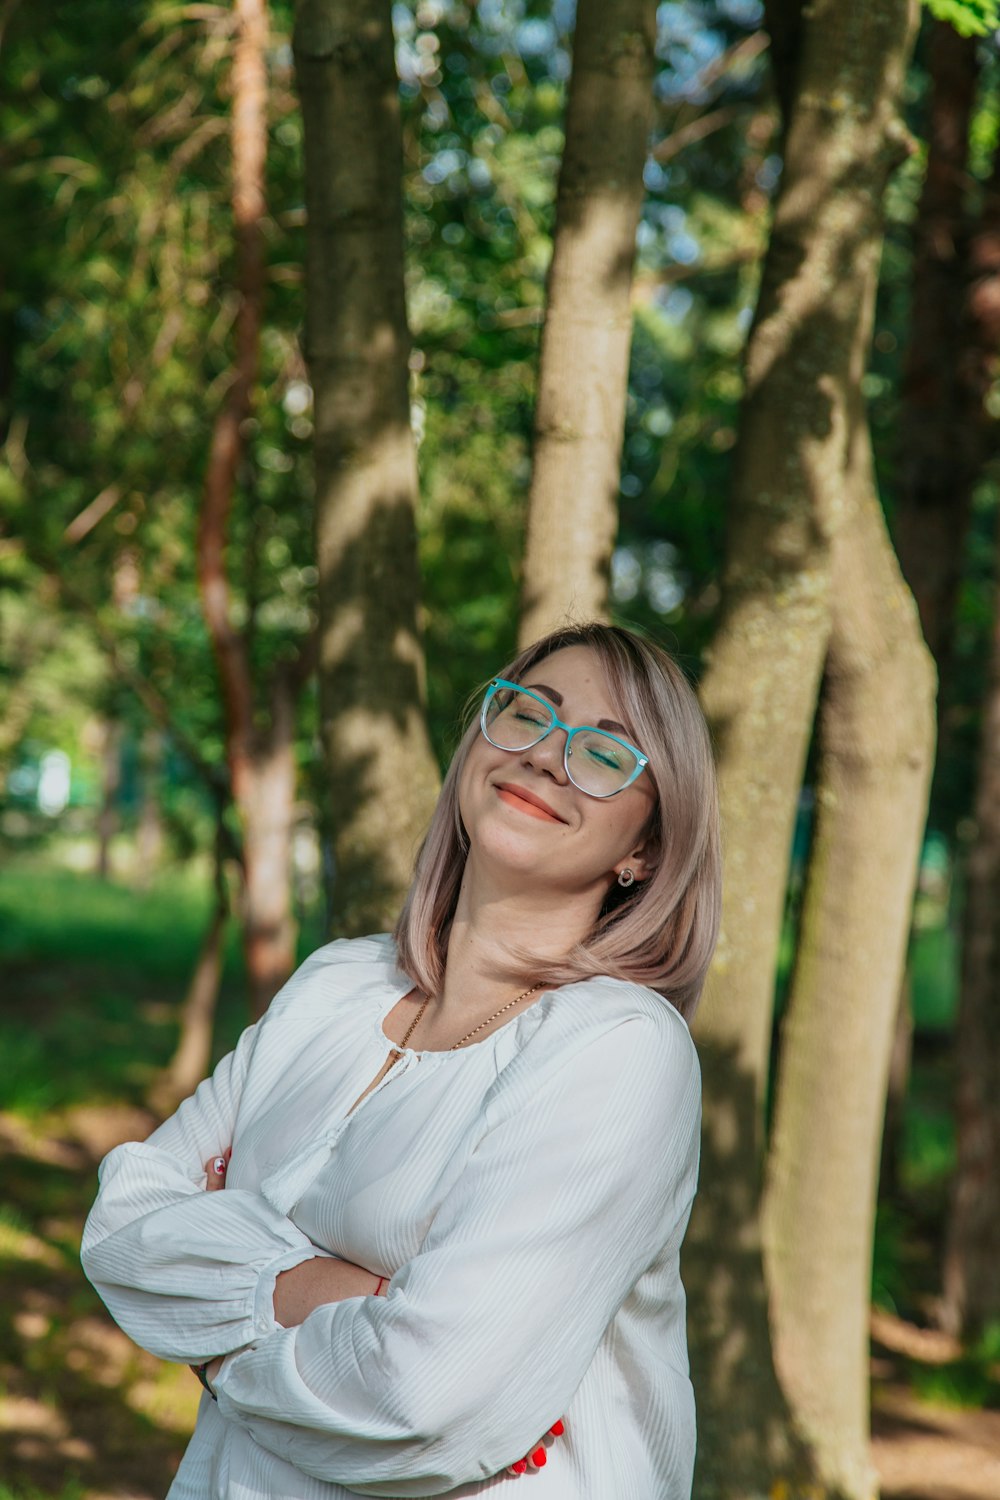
[480,678,649,799]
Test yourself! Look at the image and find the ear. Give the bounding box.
[614,841,657,888]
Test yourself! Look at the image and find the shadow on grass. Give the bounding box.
[0,854,304,1498]
[0,1128,200,1498]
[0,852,330,1497]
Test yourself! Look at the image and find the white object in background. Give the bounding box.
[37,750,71,815]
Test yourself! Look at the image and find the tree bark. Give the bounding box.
[197,0,299,1016]
[686,3,919,1493]
[135,725,165,887]
[894,22,978,668]
[942,508,1000,1336]
[95,717,122,880]
[882,20,977,1211]
[294,0,440,936]
[150,818,230,1118]
[239,666,300,1017]
[940,131,1000,1339]
[517,0,656,645]
[762,424,936,1499]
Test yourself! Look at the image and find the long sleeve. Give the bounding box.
[212,1008,701,1497]
[81,1014,321,1363]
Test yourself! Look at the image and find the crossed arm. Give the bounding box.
[82,1000,700,1496]
[195,1149,556,1477]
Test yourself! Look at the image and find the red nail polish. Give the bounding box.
[549,1419,565,1436]
[530,1446,546,1467]
[511,1459,527,1474]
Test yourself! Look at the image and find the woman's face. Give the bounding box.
[457,645,658,903]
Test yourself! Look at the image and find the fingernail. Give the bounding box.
[549,1419,565,1436]
[212,1156,227,1176]
[529,1447,546,1468]
[509,1459,527,1474]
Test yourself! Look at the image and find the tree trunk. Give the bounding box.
[197,0,302,1014]
[240,669,299,1019]
[762,426,936,1500]
[517,0,656,645]
[894,21,978,668]
[883,20,977,1212]
[940,130,1000,1339]
[294,0,440,937]
[150,819,230,1117]
[135,725,165,887]
[942,511,1000,1336]
[95,717,122,880]
[686,2,919,1493]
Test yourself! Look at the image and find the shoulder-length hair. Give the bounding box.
[394,623,721,1021]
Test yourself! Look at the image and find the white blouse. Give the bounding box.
[82,934,701,1500]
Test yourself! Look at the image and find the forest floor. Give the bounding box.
[3,1098,1000,1500]
[2,853,998,1499]
[870,1310,1000,1499]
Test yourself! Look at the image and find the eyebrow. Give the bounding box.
[525,681,630,738]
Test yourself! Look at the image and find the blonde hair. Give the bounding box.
[394,623,721,1021]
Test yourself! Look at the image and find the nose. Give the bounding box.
[519,726,569,783]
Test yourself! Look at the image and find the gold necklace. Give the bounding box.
[395,982,542,1054]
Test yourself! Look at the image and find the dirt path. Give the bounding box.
[872,1388,1000,1499]
[871,1309,1000,1500]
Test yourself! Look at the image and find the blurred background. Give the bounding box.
[2,0,999,1496]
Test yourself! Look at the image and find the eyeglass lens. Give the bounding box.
[483,686,639,797]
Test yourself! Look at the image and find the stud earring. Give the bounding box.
[617,868,635,888]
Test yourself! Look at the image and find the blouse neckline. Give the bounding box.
[372,973,550,1059]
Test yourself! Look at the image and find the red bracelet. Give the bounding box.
[374,1275,387,1297]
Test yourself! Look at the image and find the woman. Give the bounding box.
[82,622,721,1499]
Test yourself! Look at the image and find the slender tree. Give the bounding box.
[895,22,979,665]
[686,1,929,1494]
[762,423,936,1499]
[199,0,314,1017]
[518,0,657,646]
[294,0,440,936]
[940,125,1000,1338]
[150,812,232,1117]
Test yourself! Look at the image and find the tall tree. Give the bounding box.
[940,123,1000,1338]
[518,0,657,645]
[762,430,935,1498]
[685,1,932,1495]
[200,0,312,1018]
[294,0,440,936]
[895,22,979,666]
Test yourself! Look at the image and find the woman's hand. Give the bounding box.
[202,1153,382,1325]
[205,1149,231,1190]
[198,1155,566,1472]
[506,1418,566,1476]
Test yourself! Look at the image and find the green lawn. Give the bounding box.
[0,849,325,1499]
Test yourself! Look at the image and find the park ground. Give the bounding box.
[1,852,998,1500]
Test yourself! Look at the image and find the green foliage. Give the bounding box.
[907,1331,1000,1408]
[922,0,1000,37]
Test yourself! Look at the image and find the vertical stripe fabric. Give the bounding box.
[82,935,701,1498]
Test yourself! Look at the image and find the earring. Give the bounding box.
[617,868,635,888]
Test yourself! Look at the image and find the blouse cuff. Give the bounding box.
[252,1244,325,1339]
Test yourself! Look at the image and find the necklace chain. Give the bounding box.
[396,982,542,1054]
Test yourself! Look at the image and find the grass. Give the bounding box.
[0,845,326,1498]
[0,850,325,1116]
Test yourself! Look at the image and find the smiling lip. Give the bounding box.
[495,783,565,823]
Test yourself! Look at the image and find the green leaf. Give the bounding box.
[922,0,1000,37]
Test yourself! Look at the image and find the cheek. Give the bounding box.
[457,739,494,824]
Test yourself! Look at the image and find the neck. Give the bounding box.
[434,854,603,1019]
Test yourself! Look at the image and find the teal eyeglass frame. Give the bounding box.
[481,678,650,798]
